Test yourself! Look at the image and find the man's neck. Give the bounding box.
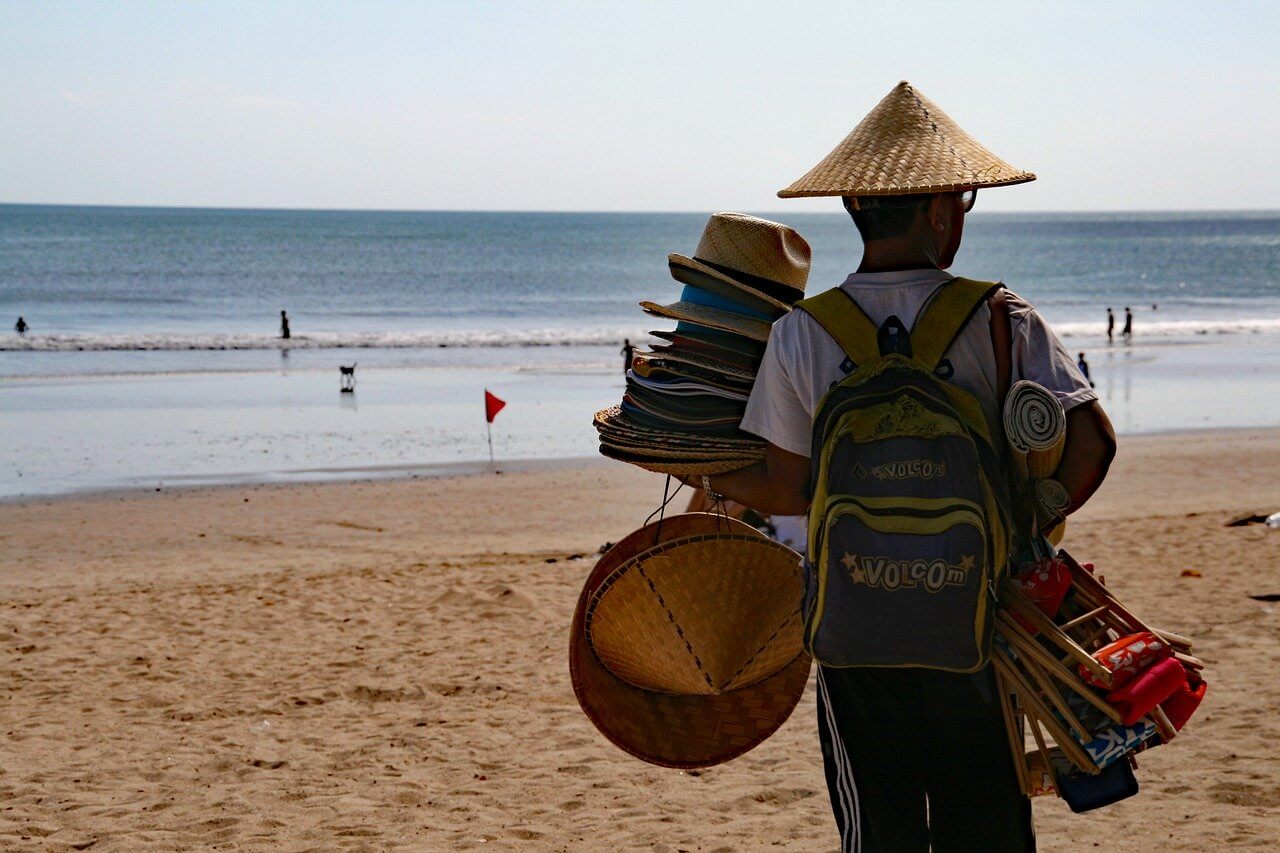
[856,243,943,274]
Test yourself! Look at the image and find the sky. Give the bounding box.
[2,1,1278,213]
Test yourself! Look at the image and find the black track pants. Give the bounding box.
[815,664,1035,852]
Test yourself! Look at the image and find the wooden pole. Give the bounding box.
[487,420,494,466]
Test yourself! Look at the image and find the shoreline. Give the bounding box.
[3,425,1276,506]
[0,454,613,507]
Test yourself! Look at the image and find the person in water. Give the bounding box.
[620,338,634,374]
[14,316,28,334]
[1106,307,1114,342]
[1122,305,1133,339]
[280,310,291,340]
[1077,351,1094,387]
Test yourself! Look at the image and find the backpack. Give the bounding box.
[798,277,1014,672]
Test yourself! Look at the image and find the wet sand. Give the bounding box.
[2,429,1279,849]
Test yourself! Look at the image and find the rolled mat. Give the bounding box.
[1003,380,1066,479]
[1033,478,1071,529]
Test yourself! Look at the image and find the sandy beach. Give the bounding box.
[2,428,1279,850]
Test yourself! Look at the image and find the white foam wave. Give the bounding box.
[3,316,1279,352]
[0,328,651,352]
[1053,317,1280,339]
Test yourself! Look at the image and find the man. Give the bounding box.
[693,83,1115,850]
[1122,306,1133,339]
[14,316,27,334]
[280,309,291,340]
[1107,306,1115,342]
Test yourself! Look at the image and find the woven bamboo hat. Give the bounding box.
[666,213,811,310]
[777,81,1035,198]
[569,513,811,768]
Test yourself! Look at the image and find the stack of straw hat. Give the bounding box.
[594,213,810,475]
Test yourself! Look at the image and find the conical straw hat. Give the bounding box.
[569,513,811,768]
[778,81,1035,198]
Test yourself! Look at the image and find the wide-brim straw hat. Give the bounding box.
[667,213,811,311]
[639,300,773,342]
[598,444,762,475]
[637,347,757,381]
[569,513,811,768]
[778,81,1035,198]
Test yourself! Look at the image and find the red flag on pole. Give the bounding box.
[484,389,506,423]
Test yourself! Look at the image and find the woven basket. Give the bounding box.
[569,514,811,768]
[587,532,805,695]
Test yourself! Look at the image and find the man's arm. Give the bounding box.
[1054,400,1116,513]
[692,442,811,516]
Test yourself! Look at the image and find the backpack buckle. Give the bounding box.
[877,315,913,357]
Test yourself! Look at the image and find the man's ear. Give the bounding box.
[927,194,948,232]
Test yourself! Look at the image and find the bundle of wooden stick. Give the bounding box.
[993,550,1207,806]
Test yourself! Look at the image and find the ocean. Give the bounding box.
[2,204,1278,496]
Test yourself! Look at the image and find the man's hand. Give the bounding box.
[691,443,811,516]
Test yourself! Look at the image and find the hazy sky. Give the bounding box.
[2,1,1278,213]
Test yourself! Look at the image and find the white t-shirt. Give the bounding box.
[740,269,1098,457]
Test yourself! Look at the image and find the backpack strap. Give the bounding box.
[988,284,1012,404]
[795,287,881,368]
[911,277,1004,371]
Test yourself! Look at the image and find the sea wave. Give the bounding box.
[1052,318,1280,339]
[0,328,650,352]
[2,316,1280,352]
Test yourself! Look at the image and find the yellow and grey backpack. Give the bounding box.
[800,277,1013,672]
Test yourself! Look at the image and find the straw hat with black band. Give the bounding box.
[569,513,811,768]
[641,213,811,339]
[777,80,1035,201]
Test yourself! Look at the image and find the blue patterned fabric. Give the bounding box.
[1078,720,1157,768]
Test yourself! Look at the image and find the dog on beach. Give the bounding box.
[339,363,356,392]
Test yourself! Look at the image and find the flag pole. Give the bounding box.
[487,419,494,466]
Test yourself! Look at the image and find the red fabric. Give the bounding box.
[1105,656,1186,726]
[1009,558,1072,634]
[1160,675,1207,731]
[484,390,507,423]
[1080,631,1172,689]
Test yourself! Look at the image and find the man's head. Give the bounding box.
[842,190,974,270]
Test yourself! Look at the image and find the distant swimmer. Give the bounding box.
[1122,305,1133,339]
[280,309,291,340]
[1077,352,1094,387]
[1106,307,1114,342]
[14,316,27,334]
[620,338,634,374]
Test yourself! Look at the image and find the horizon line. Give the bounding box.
[3,201,1280,217]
